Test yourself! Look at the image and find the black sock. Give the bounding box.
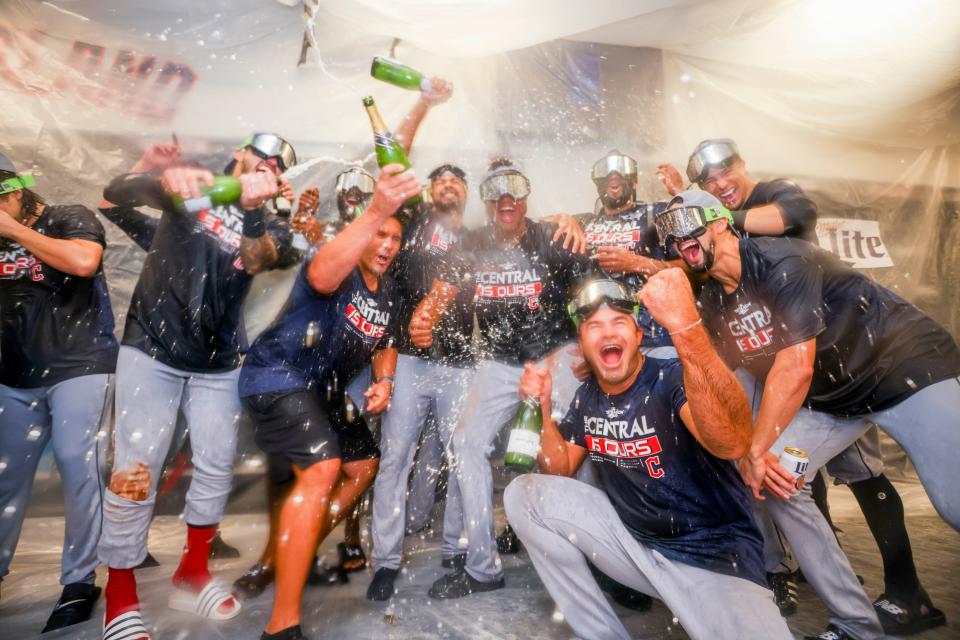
[848,474,921,598]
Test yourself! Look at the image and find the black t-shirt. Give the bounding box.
[576,202,672,348]
[454,220,589,365]
[0,204,118,387]
[701,237,960,416]
[390,204,475,368]
[741,179,818,242]
[559,358,765,586]
[102,174,297,372]
[239,266,398,397]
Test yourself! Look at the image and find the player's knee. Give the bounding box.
[504,475,539,524]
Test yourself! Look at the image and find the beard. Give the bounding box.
[432,191,463,214]
[599,185,633,210]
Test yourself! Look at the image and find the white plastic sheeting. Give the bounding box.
[1,0,959,332]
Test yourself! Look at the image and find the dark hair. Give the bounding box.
[0,169,44,218]
[428,163,467,184]
[487,156,515,172]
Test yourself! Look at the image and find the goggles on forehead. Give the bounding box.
[428,164,467,184]
[655,204,733,247]
[591,153,637,182]
[686,138,740,184]
[0,174,36,196]
[567,278,640,327]
[243,133,297,172]
[479,171,530,202]
[335,168,375,196]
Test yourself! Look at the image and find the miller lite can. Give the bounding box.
[779,447,809,488]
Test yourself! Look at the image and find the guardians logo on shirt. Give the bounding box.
[475,263,542,310]
[428,224,458,254]
[726,301,774,354]
[345,291,390,341]
[582,411,665,477]
[0,242,43,281]
[194,205,243,254]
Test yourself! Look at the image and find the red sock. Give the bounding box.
[105,567,139,624]
[171,524,216,591]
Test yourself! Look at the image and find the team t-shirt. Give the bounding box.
[577,202,671,348]
[700,237,960,416]
[0,204,118,387]
[239,266,398,397]
[559,357,765,586]
[453,220,590,365]
[390,204,475,367]
[740,179,818,242]
[101,172,297,372]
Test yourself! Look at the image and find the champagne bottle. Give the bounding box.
[370,56,432,93]
[173,176,243,214]
[362,96,421,205]
[504,397,542,473]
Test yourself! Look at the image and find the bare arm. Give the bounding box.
[364,346,398,415]
[519,365,588,477]
[738,203,787,236]
[0,222,102,277]
[239,231,278,275]
[394,77,452,155]
[307,165,418,294]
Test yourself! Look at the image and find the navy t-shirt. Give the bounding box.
[391,204,474,368]
[239,266,398,397]
[700,237,960,416]
[0,204,118,387]
[101,172,297,373]
[740,179,818,242]
[576,202,671,348]
[559,357,765,586]
[454,220,590,365]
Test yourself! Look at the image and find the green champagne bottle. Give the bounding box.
[173,176,243,214]
[504,397,542,472]
[370,56,432,92]
[362,96,421,206]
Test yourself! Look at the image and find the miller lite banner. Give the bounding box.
[815,218,894,269]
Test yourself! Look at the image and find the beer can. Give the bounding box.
[344,396,356,423]
[779,446,809,488]
[304,321,319,348]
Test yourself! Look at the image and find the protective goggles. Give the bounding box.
[335,168,375,196]
[479,171,530,202]
[591,153,637,182]
[0,174,36,195]
[567,279,640,327]
[243,133,297,172]
[655,204,733,246]
[686,138,740,184]
[428,164,467,184]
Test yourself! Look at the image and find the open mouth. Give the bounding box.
[374,252,392,269]
[677,238,703,264]
[599,344,624,367]
[718,187,737,206]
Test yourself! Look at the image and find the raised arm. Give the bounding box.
[307,164,419,294]
[408,277,462,348]
[394,77,453,156]
[518,364,587,477]
[640,268,752,459]
[0,213,102,277]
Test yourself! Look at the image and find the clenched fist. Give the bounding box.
[638,267,699,334]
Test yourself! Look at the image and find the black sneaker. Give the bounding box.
[366,568,399,601]
[428,570,504,599]
[873,591,946,635]
[307,556,349,587]
[41,582,101,633]
[767,571,799,617]
[802,624,854,640]
[233,563,274,599]
[338,542,366,573]
[209,530,241,559]
[135,552,160,569]
[261,624,307,640]
[496,525,521,554]
[441,554,466,571]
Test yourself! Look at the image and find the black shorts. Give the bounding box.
[242,388,379,484]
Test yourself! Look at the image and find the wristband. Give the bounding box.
[731,209,747,231]
[243,207,267,238]
[669,318,702,336]
[376,376,395,384]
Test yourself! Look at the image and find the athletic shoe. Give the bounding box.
[42,582,101,633]
[802,624,854,640]
[307,559,348,587]
[261,624,307,640]
[232,563,274,599]
[208,530,241,559]
[366,568,399,601]
[441,554,466,571]
[496,525,521,554]
[767,571,799,617]
[428,570,504,599]
[874,592,946,635]
[338,542,366,573]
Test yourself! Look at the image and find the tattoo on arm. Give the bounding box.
[240,235,278,275]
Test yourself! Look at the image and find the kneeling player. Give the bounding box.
[505,274,791,640]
